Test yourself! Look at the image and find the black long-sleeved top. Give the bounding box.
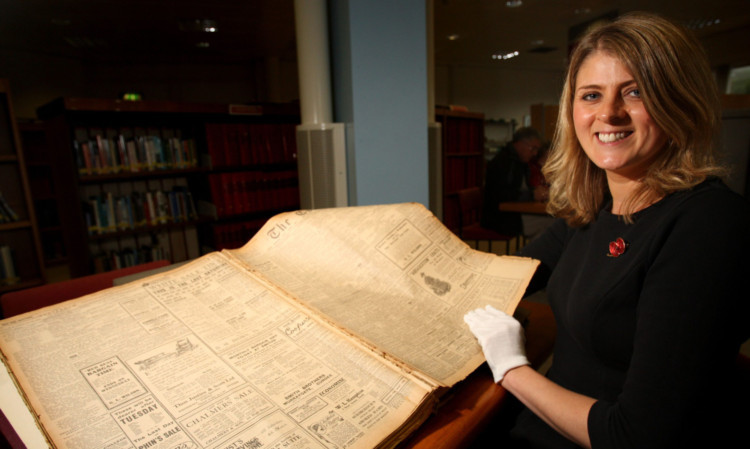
[512,179,750,448]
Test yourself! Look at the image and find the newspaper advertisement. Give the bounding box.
[232,203,539,386]
[0,252,434,449]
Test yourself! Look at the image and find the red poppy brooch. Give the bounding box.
[608,237,628,258]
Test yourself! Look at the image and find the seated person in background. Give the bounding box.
[482,127,543,237]
[483,127,554,240]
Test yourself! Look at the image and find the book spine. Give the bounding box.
[0,192,19,221]
[144,192,156,226]
[105,192,117,233]
[117,135,129,170]
[0,245,18,285]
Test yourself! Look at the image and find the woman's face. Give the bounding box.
[572,51,668,181]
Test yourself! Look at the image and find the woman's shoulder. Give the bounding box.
[651,178,750,240]
[663,178,749,218]
[687,177,745,198]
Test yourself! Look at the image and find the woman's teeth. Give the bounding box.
[598,132,628,143]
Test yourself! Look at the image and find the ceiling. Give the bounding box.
[0,0,298,65]
[1,0,749,72]
[434,0,750,72]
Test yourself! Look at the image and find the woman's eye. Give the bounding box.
[581,92,599,101]
[627,88,641,98]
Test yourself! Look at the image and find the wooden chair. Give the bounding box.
[456,187,518,254]
[0,260,171,319]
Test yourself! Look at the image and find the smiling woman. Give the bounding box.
[463,11,750,449]
[543,12,724,226]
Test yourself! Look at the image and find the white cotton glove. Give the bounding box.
[464,305,530,383]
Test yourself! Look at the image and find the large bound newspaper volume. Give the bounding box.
[0,202,538,449]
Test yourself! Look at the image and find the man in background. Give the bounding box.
[482,127,551,240]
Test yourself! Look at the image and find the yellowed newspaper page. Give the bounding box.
[0,253,434,449]
[229,202,539,387]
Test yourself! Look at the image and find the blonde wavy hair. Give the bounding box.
[544,11,724,226]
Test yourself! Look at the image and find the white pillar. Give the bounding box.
[294,0,333,126]
[294,0,348,208]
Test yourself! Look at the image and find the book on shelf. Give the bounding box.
[0,202,538,449]
[206,170,300,219]
[73,127,198,176]
[90,245,168,274]
[88,226,192,273]
[84,186,199,235]
[0,192,19,223]
[0,245,18,285]
[204,122,297,169]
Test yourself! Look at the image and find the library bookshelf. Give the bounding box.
[35,97,300,278]
[436,107,486,232]
[0,79,45,293]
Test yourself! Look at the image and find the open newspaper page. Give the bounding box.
[0,252,436,449]
[229,202,539,387]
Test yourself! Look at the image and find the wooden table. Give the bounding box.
[400,300,556,448]
[499,201,549,215]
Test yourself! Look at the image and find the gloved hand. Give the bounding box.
[464,305,530,383]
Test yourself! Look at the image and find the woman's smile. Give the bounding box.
[596,131,631,143]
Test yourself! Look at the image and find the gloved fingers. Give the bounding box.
[464,305,530,383]
[481,304,508,319]
[464,304,506,323]
[464,305,520,331]
[464,314,501,335]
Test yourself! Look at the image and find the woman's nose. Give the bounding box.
[598,97,626,123]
